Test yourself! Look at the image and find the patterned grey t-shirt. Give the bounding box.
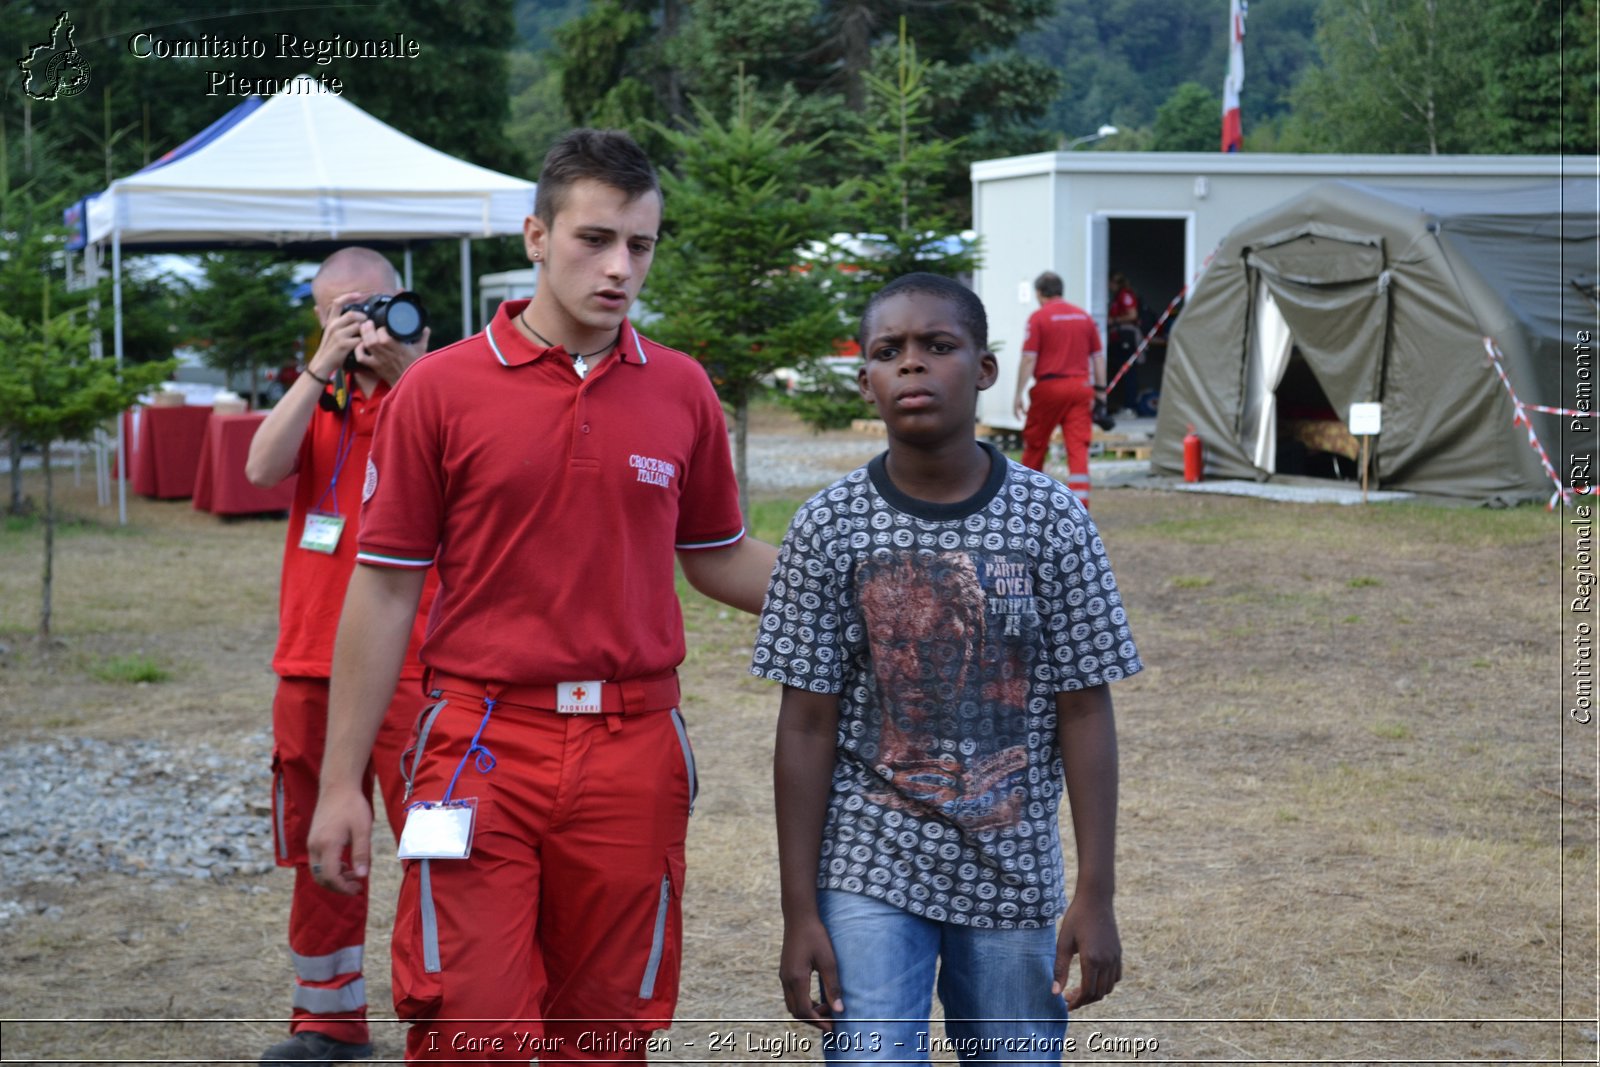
[752,444,1142,928]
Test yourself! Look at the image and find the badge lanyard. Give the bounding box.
[298,411,356,554]
[397,697,496,860]
[442,698,498,802]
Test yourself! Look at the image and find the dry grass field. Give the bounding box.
[0,418,1595,1065]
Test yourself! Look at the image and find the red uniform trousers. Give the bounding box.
[391,679,696,1064]
[1021,377,1094,508]
[271,676,425,1045]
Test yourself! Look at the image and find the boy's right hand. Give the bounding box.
[779,915,844,1031]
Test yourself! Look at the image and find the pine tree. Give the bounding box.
[0,179,173,638]
[843,22,981,288]
[787,21,983,431]
[645,84,845,514]
[182,253,305,404]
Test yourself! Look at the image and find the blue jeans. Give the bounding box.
[817,890,1069,1064]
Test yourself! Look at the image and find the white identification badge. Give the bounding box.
[298,512,346,554]
[556,680,605,715]
[397,799,478,860]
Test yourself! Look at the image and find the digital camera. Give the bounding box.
[341,291,428,369]
[1092,398,1117,433]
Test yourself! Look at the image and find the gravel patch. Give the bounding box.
[0,733,277,921]
[745,429,1155,493]
[746,431,885,493]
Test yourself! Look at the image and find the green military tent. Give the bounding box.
[1151,179,1599,504]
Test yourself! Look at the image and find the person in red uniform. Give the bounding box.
[1012,270,1106,509]
[246,246,438,1065]
[306,129,778,1064]
[1106,271,1142,415]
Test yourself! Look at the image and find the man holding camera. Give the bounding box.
[246,246,436,1065]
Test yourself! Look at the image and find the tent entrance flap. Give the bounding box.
[1240,230,1390,480]
[1245,233,1389,421]
[1245,280,1293,471]
[1243,276,1363,481]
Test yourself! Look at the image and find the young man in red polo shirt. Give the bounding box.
[307,129,776,1063]
[1012,270,1107,509]
[247,247,438,1065]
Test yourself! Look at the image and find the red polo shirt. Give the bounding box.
[1022,298,1101,380]
[1110,287,1139,325]
[272,377,437,680]
[356,300,745,686]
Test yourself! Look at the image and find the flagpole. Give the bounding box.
[1221,0,1247,152]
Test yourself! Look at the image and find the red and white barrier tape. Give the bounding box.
[1105,252,1217,395]
[1520,402,1594,418]
[1482,336,1588,508]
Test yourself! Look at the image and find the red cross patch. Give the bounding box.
[556,680,604,714]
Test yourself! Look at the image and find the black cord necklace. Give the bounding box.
[518,310,617,379]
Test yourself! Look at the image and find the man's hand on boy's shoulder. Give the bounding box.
[1053,894,1122,1009]
[779,915,844,1031]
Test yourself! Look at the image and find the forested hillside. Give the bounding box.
[511,0,1596,158]
[1019,0,1319,148]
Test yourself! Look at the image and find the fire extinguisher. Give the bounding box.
[1183,426,1204,483]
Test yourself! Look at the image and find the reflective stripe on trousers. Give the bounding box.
[292,945,363,983]
[1066,472,1091,509]
[292,978,367,1015]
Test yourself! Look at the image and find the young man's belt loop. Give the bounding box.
[423,669,680,715]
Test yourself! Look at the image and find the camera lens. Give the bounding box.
[377,292,427,343]
[383,301,422,341]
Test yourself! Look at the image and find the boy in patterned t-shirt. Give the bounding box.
[752,272,1141,1063]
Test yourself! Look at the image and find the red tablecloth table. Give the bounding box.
[192,412,296,516]
[124,404,214,498]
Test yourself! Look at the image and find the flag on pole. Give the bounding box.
[1221,0,1246,152]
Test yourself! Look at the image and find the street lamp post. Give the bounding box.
[1064,124,1119,150]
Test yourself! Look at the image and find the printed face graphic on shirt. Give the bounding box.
[855,550,1031,832]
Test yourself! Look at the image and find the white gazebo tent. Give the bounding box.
[70,74,537,521]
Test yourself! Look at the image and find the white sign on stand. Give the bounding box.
[1349,403,1382,436]
[1348,403,1382,501]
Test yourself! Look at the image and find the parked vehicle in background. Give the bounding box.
[171,347,292,407]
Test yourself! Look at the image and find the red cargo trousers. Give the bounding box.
[272,676,422,1045]
[391,677,697,1064]
[1021,376,1094,509]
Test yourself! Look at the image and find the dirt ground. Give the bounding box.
[0,410,1595,1065]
